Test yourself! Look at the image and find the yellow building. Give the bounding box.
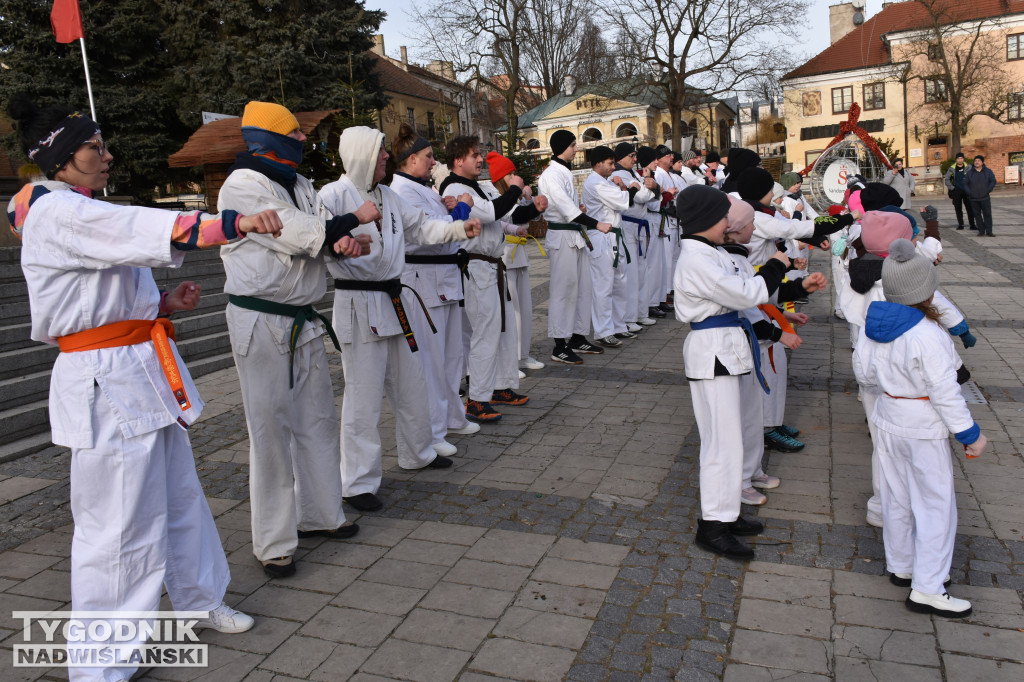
[782,1,1024,184]
[369,52,460,145]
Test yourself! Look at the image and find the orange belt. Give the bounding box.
[57,318,191,412]
[758,304,795,373]
[885,392,929,400]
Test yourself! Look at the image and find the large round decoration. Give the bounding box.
[820,157,861,205]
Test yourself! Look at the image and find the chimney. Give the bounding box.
[400,46,408,71]
[428,60,456,81]
[829,2,865,45]
[371,35,385,56]
[562,75,576,97]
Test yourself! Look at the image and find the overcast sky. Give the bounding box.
[366,0,885,92]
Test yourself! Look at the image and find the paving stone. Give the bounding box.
[259,635,337,678]
[308,643,374,681]
[300,604,402,646]
[833,595,934,633]
[530,557,620,590]
[5,569,70,602]
[360,638,472,682]
[736,598,832,639]
[832,625,940,666]
[302,542,388,570]
[419,581,515,619]
[330,580,426,617]
[199,616,300,655]
[391,608,494,651]
[384,538,468,567]
[492,606,593,650]
[935,620,1024,660]
[275,560,361,595]
[464,529,556,566]
[729,630,832,675]
[722,663,830,681]
[443,557,533,592]
[358,559,449,591]
[235,585,332,622]
[833,656,942,681]
[406,520,487,546]
[942,653,1024,681]
[514,580,607,618]
[0,477,57,503]
[471,638,577,682]
[0,551,62,580]
[739,572,831,609]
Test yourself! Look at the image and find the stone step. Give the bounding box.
[0,320,34,352]
[0,432,55,464]
[0,368,51,414]
[0,399,49,447]
[0,343,58,381]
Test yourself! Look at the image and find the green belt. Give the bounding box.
[610,227,632,268]
[547,222,594,251]
[228,295,339,389]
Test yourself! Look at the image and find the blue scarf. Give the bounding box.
[240,127,303,180]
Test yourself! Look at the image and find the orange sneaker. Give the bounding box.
[490,389,529,406]
[466,400,502,422]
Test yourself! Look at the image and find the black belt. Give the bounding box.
[332,278,435,352]
[404,248,471,268]
[227,295,339,389]
[462,253,512,332]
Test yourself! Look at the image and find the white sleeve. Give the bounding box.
[915,334,974,434]
[398,199,470,245]
[539,172,581,222]
[753,212,814,241]
[220,171,325,257]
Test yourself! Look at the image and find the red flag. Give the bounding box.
[51,0,85,43]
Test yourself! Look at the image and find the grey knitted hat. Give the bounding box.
[882,239,939,305]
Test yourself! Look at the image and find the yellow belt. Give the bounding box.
[505,234,547,259]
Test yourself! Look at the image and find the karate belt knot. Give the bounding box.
[504,234,546,259]
[690,311,770,394]
[658,208,673,239]
[620,215,650,256]
[459,252,512,332]
[405,248,472,309]
[57,317,193,425]
[546,222,594,251]
[332,278,436,352]
[228,295,340,389]
[609,227,631,268]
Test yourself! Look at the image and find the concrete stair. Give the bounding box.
[0,245,333,458]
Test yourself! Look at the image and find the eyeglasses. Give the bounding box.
[81,140,108,158]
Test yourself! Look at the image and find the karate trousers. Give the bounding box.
[339,308,437,497]
[463,262,519,402]
[740,370,768,490]
[661,226,680,301]
[69,387,229,682]
[875,428,957,595]
[642,218,667,309]
[691,374,743,522]
[229,312,346,561]
[590,232,617,340]
[862,386,884,522]
[762,342,788,428]
[547,242,593,340]
[831,254,850,318]
[407,298,470,442]
[620,226,641,324]
[506,265,534,361]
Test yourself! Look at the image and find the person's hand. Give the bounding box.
[533,196,549,212]
[611,176,627,189]
[785,312,809,326]
[819,238,831,251]
[463,217,482,238]
[793,257,808,271]
[458,192,474,208]
[629,182,641,190]
[796,202,804,211]
[333,234,366,257]
[442,195,458,211]
[521,185,533,200]
[239,210,284,238]
[580,203,588,214]
[506,174,525,189]
[164,281,201,313]
[934,253,944,264]
[516,226,529,237]
[770,250,791,268]
[353,200,381,225]
[779,331,802,350]
[802,272,828,293]
[778,209,791,219]
[644,176,658,189]
[596,221,612,233]
[965,433,987,459]
[664,186,678,196]
[850,209,863,220]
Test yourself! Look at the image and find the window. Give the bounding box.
[806,150,824,169]
[924,77,947,103]
[1008,34,1024,60]
[581,127,603,142]
[832,86,854,114]
[927,43,942,62]
[615,122,638,138]
[427,112,436,140]
[1010,93,1024,121]
[863,83,886,111]
[526,138,540,150]
[406,107,415,127]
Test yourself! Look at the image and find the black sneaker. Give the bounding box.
[596,335,622,348]
[615,331,637,340]
[551,347,583,364]
[343,492,384,511]
[261,556,296,578]
[298,523,359,540]
[648,306,667,318]
[695,520,754,560]
[658,302,674,313]
[569,335,604,354]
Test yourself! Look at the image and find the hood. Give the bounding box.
[864,301,924,343]
[339,126,385,192]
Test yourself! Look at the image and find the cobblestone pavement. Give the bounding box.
[1,198,1023,680]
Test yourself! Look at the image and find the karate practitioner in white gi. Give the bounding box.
[538,130,612,364]
[650,146,679,316]
[615,145,662,328]
[9,96,282,681]
[320,127,481,513]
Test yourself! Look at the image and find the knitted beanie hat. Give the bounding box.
[656,145,674,159]
[676,185,732,235]
[486,151,516,183]
[860,183,902,211]
[614,142,635,161]
[860,210,913,256]
[882,238,939,305]
[705,151,721,164]
[848,190,864,216]
[780,172,802,189]
[738,167,775,202]
[589,145,615,165]
[681,150,697,163]
[550,130,576,157]
[725,196,755,234]
[241,101,300,136]
[636,146,658,168]
[827,204,845,216]
[724,147,761,176]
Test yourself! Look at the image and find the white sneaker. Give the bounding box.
[626,323,643,333]
[741,487,767,505]
[905,589,971,618]
[866,510,883,528]
[448,422,480,435]
[750,473,780,489]
[520,356,545,370]
[432,440,457,456]
[637,316,656,326]
[518,370,526,379]
[196,602,255,633]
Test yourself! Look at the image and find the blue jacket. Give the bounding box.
[964,165,996,199]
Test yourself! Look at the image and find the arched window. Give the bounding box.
[661,122,671,141]
[526,138,540,150]
[581,127,603,142]
[615,122,638,139]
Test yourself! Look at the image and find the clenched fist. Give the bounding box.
[353,200,381,225]
[463,218,483,238]
[239,210,284,237]
[533,196,549,212]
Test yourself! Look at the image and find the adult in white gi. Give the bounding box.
[651,146,680,315]
[441,137,538,421]
[390,124,480,455]
[882,158,916,209]
[218,102,373,578]
[9,98,279,681]
[673,185,792,560]
[853,239,984,618]
[582,145,636,347]
[320,126,481,513]
[539,130,612,364]
[702,151,726,188]
[613,145,660,328]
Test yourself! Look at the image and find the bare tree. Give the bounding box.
[604,0,807,150]
[572,16,625,86]
[520,0,594,98]
[897,0,1021,153]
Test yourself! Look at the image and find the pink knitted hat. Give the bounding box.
[861,210,913,257]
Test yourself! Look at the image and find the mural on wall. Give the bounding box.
[802,91,822,117]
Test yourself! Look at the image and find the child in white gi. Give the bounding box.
[853,239,985,618]
[674,185,792,560]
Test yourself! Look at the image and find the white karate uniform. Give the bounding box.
[540,159,593,340]
[320,127,471,497]
[582,171,630,339]
[18,185,229,682]
[675,237,773,522]
[654,166,680,301]
[780,195,818,279]
[853,314,976,594]
[641,180,667,310]
[611,165,656,324]
[442,177,519,402]
[218,168,347,562]
[390,174,471,441]
[502,211,535,360]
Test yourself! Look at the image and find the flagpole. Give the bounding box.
[77,36,106,196]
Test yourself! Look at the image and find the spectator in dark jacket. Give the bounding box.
[943,152,976,230]
[964,155,997,236]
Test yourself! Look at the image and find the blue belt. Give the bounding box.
[690,311,769,394]
[620,215,650,257]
